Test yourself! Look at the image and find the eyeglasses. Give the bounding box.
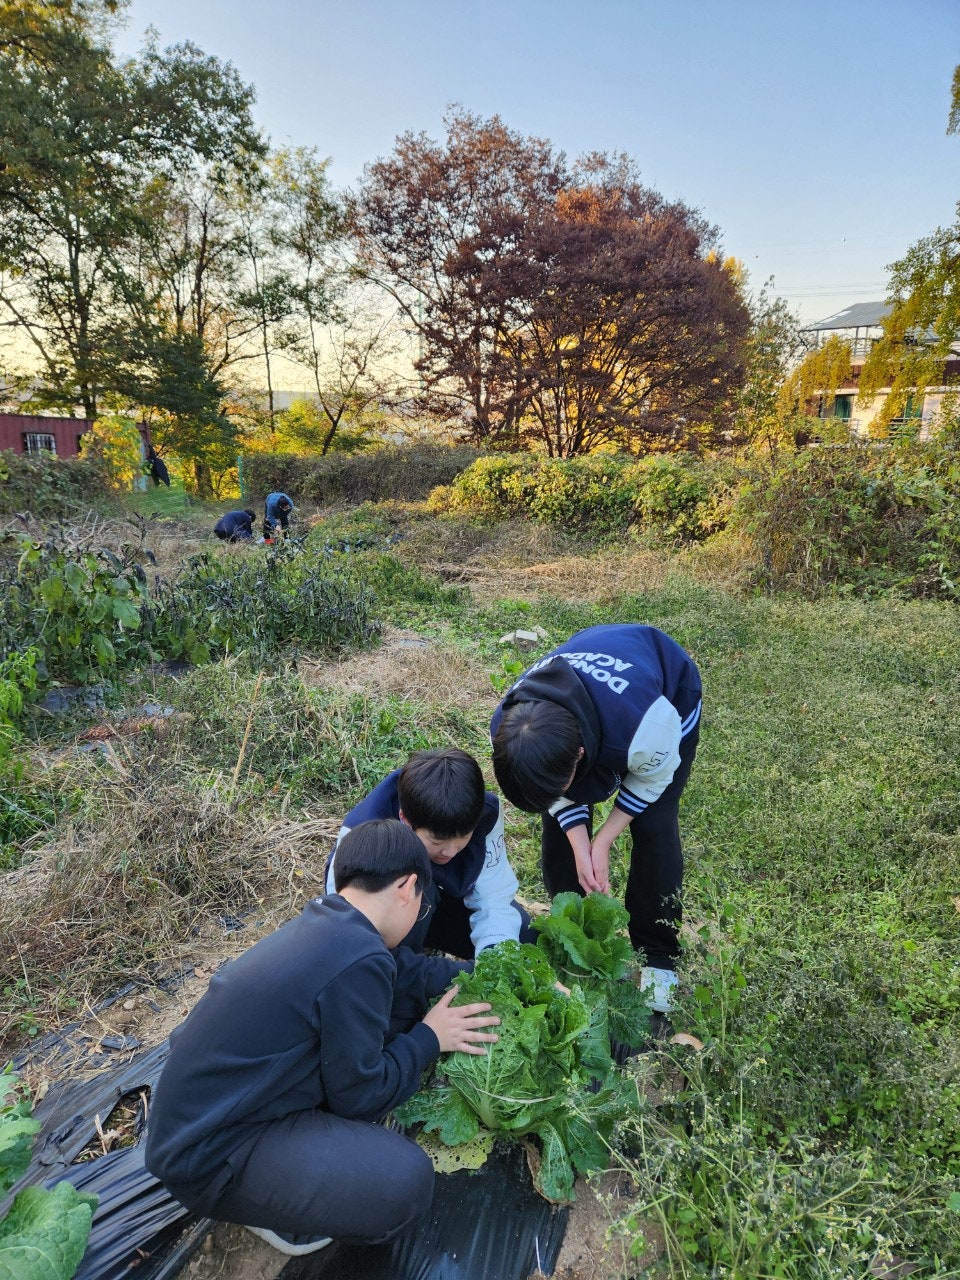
[417,897,433,924]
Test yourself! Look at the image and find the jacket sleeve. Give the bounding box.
[316,950,440,1121]
[547,797,591,832]
[614,696,683,818]
[462,807,523,951]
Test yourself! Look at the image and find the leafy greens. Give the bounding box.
[398,892,652,1203]
[0,1065,97,1280]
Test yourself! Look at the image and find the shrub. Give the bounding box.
[241,442,480,507]
[733,442,960,597]
[150,541,380,667]
[0,450,112,517]
[627,452,732,543]
[433,452,728,541]
[0,534,151,681]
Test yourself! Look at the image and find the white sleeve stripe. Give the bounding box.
[681,701,702,735]
[556,804,590,829]
[615,790,650,816]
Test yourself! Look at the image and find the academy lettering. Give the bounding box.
[563,650,633,673]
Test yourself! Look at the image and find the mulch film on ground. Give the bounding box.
[9,1040,568,1280]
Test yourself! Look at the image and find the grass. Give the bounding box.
[1,500,959,1275]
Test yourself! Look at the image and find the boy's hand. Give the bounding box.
[423,986,500,1056]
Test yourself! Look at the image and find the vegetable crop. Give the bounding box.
[0,1066,97,1280]
[397,894,651,1202]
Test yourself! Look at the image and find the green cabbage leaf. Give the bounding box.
[397,937,638,1202]
[0,1067,97,1280]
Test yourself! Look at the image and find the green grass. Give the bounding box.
[2,513,959,1275]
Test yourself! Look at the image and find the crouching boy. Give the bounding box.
[327,748,535,959]
[145,819,499,1257]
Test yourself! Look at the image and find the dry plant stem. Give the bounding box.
[232,673,264,788]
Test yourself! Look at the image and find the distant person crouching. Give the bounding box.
[214,509,256,542]
[263,492,294,542]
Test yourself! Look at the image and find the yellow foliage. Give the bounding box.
[80,415,142,489]
[778,336,852,417]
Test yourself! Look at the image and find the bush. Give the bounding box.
[734,441,960,597]
[433,452,729,541]
[0,450,112,517]
[241,442,480,507]
[150,541,380,667]
[627,452,734,543]
[0,534,152,681]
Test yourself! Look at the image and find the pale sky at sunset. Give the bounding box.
[118,0,959,329]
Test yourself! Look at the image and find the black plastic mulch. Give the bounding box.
[9,1041,569,1280]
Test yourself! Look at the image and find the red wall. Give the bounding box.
[0,414,91,458]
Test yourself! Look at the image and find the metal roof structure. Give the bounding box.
[802,301,891,333]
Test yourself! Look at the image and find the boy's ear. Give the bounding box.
[395,872,418,904]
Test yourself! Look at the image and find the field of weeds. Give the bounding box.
[2,497,959,1278]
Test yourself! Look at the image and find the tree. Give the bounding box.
[0,10,265,418]
[501,161,750,456]
[735,279,809,458]
[351,113,748,454]
[858,63,960,424]
[273,147,398,454]
[351,109,564,446]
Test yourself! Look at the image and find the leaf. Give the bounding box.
[0,1182,97,1280]
[0,1116,39,1196]
[112,598,140,627]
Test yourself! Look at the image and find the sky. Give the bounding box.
[117,0,959,333]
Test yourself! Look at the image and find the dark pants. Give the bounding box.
[401,886,536,960]
[189,1109,433,1246]
[540,718,700,969]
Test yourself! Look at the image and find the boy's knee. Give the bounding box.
[366,1142,434,1243]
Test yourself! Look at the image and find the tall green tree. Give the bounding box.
[858,64,960,424]
[0,7,265,418]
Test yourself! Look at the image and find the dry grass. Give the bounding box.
[0,745,336,1056]
[302,625,496,710]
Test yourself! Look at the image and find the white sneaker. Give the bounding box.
[245,1225,333,1256]
[640,966,679,1014]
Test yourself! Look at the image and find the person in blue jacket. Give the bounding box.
[214,509,256,542]
[490,624,702,1013]
[145,819,499,1257]
[263,491,293,541]
[326,748,534,961]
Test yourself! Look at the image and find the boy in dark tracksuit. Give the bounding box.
[263,491,293,540]
[490,624,702,1012]
[326,749,534,961]
[145,820,499,1257]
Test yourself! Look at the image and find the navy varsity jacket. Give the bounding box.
[490,624,702,833]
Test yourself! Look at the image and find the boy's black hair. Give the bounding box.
[244,509,256,520]
[397,748,486,838]
[334,818,432,894]
[491,701,582,814]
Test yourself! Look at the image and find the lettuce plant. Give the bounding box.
[532,891,653,1052]
[0,1067,97,1280]
[396,937,638,1202]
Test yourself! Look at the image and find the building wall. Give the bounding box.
[0,414,91,457]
